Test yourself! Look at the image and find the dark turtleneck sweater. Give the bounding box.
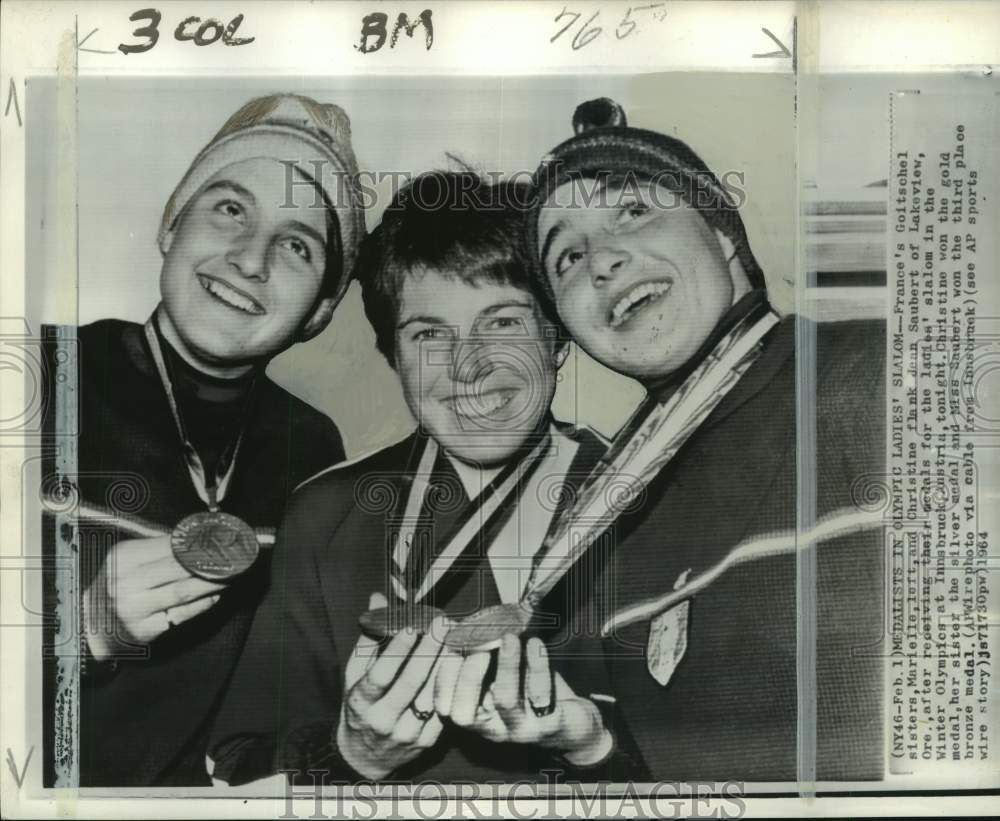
[147,319,258,488]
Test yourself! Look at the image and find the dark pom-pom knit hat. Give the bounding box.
[525,98,765,308]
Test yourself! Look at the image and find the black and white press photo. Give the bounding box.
[2,2,998,817]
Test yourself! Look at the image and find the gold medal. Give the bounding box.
[443,602,534,654]
[171,510,260,581]
[358,604,445,640]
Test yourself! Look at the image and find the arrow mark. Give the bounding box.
[6,746,33,789]
[78,27,115,55]
[4,78,22,127]
[753,27,792,59]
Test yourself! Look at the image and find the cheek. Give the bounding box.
[159,258,190,303]
[557,282,600,337]
[395,347,432,399]
[395,369,424,417]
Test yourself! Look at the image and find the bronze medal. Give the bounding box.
[358,604,445,640]
[171,511,260,582]
[444,602,534,654]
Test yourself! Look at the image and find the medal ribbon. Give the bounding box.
[389,432,552,604]
[599,507,885,635]
[144,317,250,511]
[40,494,276,545]
[522,309,781,607]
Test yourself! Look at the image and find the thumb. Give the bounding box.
[345,592,388,688]
[553,672,578,701]
[356,591,387,652]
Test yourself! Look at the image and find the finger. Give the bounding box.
[141,553,203,589]
[130,609,170,643]
[492,633,523,725]
[344,634,379,692]
[143,577,228,612]
[412,660,437,715]
[110,536,175,571]
[449,652,491,727]
[433,650,463,718]
[376,619,447,720]
[354,625,419,703]
[104,546,191,593]
[353,591,390,659]
[473,691,509,740]
[415,713,444,750]
[479,686,495,712]
[525,637,554,713]
[163,594,222,627]
[553,672,576,700]
[369,696,420,741]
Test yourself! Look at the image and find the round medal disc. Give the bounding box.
[359,604,446,640]
[444,602,534,654]
[171,511,260,582]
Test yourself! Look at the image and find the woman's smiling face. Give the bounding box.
[393,267,557,467]
[537,177,740,381]
[158,158,328,375]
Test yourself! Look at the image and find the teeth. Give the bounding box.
[445,391,515,417]
[610,281,671,328]
[201,278,263,315]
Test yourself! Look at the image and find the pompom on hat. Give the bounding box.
[526,98,764,308]
[158,93,365,341]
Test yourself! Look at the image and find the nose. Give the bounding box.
[589,243,630,288]
[451,337,498,384]
[225,232,270,282]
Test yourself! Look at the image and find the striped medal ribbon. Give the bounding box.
[359,432,551,641]
[444,309,781,654]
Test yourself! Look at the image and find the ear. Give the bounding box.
[297,296,336,342]
[554,343,570,370]
[159,228,174,255]
[714,229,737,262]
[715,228,753,300]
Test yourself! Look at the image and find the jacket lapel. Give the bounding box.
[695,314,796,436]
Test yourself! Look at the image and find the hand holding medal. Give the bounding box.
[434,634,613,766]
[337,593,451,780]
[84,535,227,661]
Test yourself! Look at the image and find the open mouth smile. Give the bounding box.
[608,280,672,329]
[442,388,518,418]
[197,274,266,316]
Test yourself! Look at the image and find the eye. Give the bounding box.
[482,315,527,333]
[617,198,651,224]
[279,236,312,262]
[413,326,452,341]
[214,199,245,224]
[554,248,585,277]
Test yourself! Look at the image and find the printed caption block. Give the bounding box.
[887,91,999,780]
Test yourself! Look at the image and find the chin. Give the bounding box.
[448,444,525,468]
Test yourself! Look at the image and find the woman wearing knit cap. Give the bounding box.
[44,94,364,786]
[514,98,886,781]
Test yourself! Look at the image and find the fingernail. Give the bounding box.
[430,616,451,642]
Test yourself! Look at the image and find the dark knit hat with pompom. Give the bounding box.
[525,98,764,308]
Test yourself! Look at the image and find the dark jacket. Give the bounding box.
[43,319,345,786]
[207,425,639,784]
[565,316,886,781]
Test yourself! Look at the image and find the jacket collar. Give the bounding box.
[697,313,795,434]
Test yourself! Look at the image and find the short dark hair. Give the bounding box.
[357,170,548,366]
